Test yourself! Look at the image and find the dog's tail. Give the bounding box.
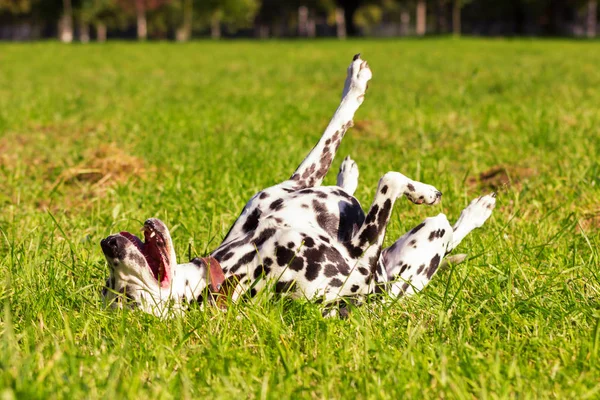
[439,253,468,269]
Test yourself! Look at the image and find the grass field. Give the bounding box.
[0,39,599,399]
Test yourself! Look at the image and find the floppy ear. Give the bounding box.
[203,256,225,293]
[215,274,241,309]
[195,256,239,309]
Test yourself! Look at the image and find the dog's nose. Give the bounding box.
[100,236,119,258]
[435,191,442,199]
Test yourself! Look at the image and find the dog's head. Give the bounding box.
[100,218,230,315]
[100,218,177,312]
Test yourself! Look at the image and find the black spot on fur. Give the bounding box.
[417,264,425,274]
[358,267,369,276]
[336,262,350,276]
[428,229,446,241]
[324,246,347,267]
[249,288,257,298]
[229,250,257,273]
[253,228,277,248]
[290,257,304,271]
[411,222,426,234]
[330,278,343,288]
[427,254,441,279]
[275,281,295,293]
[368,255,379,272]
[222,252,234,261]
[259,192,269,199]
[409,239,417,248]
[380,185,388,194]
[263,257,273,267]
[313,200,339,236]
[319,235,330,243]
[359,224,378,245]
[344,242,363,258]
[287,242,294,249]
[303,237,315,248]
[301,204,309,209]
[407,183,415,192]
[276,246,295,267]
[365,204,379,224]
[270,199,284,211]
[305,263,321,281]
[242,208,262,233]
[324,264,337,277]
[377,199,392,228]
[351,284,359,293]
[399,263,408,274]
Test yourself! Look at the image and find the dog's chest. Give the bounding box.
[243,186,365,242]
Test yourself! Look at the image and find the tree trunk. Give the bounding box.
[587,0,597,38]
[335,7,346,39]
[135,0,147,40]
[256,24,269,39]
[416,0,426,36]
[59,0,73,43]
[452,0,461,36]
[298,6,308,37]
[96,23,107,42]
[341,0,360,36]
[435,0,447,34]
[80,21,90,43]
[211,13,221,39]
[400,11,410,36]
[176,0,193,41]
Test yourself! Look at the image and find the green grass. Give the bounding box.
[0,38,599,399]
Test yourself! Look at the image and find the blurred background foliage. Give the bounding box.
[0,0,598,41]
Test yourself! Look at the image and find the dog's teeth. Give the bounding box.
[150,232,156,238]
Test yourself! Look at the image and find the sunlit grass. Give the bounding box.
[0,39,599,398]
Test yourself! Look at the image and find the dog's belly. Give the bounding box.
[245,186,366,243]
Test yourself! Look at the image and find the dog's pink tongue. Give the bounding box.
[120,232,144,249]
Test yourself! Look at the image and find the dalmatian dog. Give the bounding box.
[100,54,496,317]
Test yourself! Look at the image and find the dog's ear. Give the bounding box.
[215,275,240,309]
[204,257,225,293]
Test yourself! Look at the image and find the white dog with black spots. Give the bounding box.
[100,54,496,317]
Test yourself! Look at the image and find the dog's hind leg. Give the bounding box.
[286,55,372,189]
[343,172,442,287]
[336,156,359,196]
[378,193,496,298]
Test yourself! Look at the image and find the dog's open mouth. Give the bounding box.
[119,224,171,287]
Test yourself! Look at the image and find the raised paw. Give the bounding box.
[403,181,442,206]
[342,54,372,101]
[337,155,359,195]
[458,193,496,229]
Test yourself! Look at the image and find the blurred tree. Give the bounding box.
[195,0,260,39]
[175,0,192,40]
[451,0,473,35]
[58,0,73,42]
[116,0,171,39]
[335,0,361,36]
[0,0,32,13]
[586,0,597,37]
[354,2,382,34]
[79,0,124,41]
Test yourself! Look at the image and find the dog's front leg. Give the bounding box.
[287,54,371,189]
